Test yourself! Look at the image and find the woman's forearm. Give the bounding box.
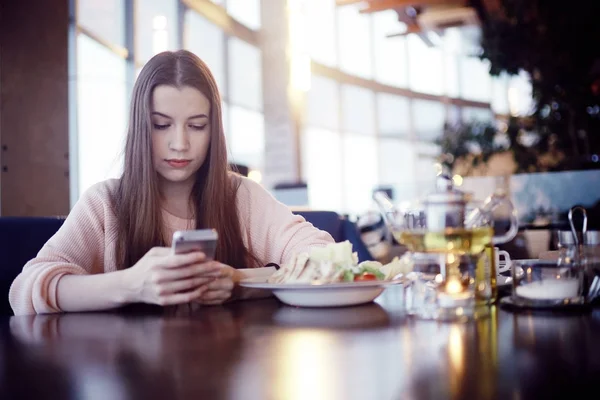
[56,270,138,312]
[56,267,272,312]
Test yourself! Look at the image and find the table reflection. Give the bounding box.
[272,302,391,330]
[274,330,338,400]
[3,295,599,400]
[508,311,600,369]
[8,305,252,399]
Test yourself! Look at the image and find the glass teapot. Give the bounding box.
[373,174,519,255]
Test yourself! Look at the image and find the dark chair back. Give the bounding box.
[293,211,344,241]
[293,211,372,262]
[0,217,65,315]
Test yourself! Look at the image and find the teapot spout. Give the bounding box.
[373,190,398,230]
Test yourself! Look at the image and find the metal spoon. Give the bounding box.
[585,273,600,303]
[568,206,588,246]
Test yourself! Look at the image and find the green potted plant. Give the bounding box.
[467,0,600,170]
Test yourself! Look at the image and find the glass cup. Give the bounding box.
[403,252,489,321]
[476,246,512,305]
[512,259,584,306]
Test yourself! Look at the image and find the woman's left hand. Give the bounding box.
[196,263,241,305]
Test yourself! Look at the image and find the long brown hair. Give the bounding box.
[113,50,258,269]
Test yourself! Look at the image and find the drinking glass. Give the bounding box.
[512,259,584,306]
[403,252,489,321]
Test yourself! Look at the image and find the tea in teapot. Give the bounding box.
[373,174,519,319]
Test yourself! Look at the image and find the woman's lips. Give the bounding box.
[166,159,191,168]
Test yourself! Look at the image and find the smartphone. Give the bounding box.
[171,229,219,259]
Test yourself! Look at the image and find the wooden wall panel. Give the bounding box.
[0,0,70,216]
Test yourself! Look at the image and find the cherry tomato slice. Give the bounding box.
[354,272,377,281]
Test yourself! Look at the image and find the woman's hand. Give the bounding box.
[195,264,241,305]
[123,247,222,306]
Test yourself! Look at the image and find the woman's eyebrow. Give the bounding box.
[151,111,172,119]
[187,114,209,119]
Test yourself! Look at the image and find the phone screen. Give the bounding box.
[172,229,218,259]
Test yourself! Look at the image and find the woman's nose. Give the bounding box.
[169,125,190,151]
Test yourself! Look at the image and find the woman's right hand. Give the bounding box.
[123,247,222,306]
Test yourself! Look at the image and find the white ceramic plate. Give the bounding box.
[239,277,401,308]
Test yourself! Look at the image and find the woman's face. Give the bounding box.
[150,85,212,191]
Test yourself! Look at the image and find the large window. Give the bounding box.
[184,11,226,96]
[228,38,262,110]
[227,37,264,170]
[343,135,378,214]
[306,75,339,131]
[302,128,343,211]
[226,0,261,30]
[303,76,343,210]
[306,0,337,67]
[373,11,408,88]
[377,93,410,137]
[303,8,507,214]
[340,84,377,213]
[407,34,444,96]
[415,142,442,196]
[443,28,462,98]
[135,0,179,64]
[229,107,265,169]
[462,107,494,124]
[341,85,375,135]
[378,139,417,203]
[412,99,446,141]
[76,34,128,195]
[72,0,530,217]
[337,5,372,79]
[447,104,462,127]
[78,0,125,47]
[460,56,492,103]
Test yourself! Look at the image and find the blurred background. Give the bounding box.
[1,0,599,256]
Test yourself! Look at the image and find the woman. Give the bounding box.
[9,50,334,315]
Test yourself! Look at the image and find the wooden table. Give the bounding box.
[1,286,599,399]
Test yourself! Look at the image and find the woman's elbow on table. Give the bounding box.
[9,262,88,315]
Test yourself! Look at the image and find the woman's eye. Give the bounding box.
[153,123,170,130]
[190,124,207,131]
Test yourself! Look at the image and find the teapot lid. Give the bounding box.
[425,174,467,205]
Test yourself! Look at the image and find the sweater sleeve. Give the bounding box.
[9,182,112,315]
[236,177,335,267]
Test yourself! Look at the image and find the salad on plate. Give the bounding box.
[267,240,411,285]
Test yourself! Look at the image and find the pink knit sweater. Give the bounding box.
[9,177,334,315]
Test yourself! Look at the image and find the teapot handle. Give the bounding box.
[492,203,519,245]
[466,192,519,245]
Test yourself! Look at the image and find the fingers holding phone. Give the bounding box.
[155,251,220,280]
[196,264,239,306]
[172,229,218,259]
[125,229,221,306]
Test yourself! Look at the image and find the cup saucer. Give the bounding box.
[499,296,592,313]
